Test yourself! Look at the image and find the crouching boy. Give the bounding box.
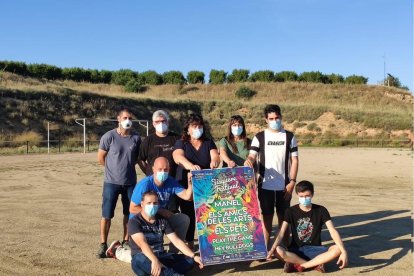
[267,180,348,273]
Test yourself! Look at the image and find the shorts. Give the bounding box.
[288,245,328,261]
[258,187,291,215]
[102,182,135,219]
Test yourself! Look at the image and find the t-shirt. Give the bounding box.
[138,132,179,177]
[249,129,298,191]
[129,175,184,218]
[218,137,250,166]
[174,139,217,187]
[128,213,173,256]
[99,129,141,186]
[284,204,331,248]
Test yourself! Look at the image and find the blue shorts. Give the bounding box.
[289,245,328,261]
[102,182,135,219]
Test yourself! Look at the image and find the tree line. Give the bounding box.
[0,60,369,89]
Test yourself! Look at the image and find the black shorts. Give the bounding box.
[258,188,291,215]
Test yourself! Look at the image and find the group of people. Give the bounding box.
[96,105,348,275]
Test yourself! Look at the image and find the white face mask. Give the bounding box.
[191,127,203,139]
[120,119,132,129]
[155,122,168,133]
[231,126,243,136]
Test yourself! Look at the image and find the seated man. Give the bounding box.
[267,180,348,273]
[129,190,203,276]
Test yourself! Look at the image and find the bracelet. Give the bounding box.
[290,178,296,183]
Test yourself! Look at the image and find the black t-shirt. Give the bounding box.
[284,204,331,248]
[138,132,179,177]
[128,213,173,256]
[174,139,217,187]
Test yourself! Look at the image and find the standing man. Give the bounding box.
[244,104,299,248]
[97,107,141,258]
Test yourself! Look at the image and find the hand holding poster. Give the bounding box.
[192,167,267,265]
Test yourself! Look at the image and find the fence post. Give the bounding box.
[87,140,90,152]
[58,137,61,153]
[26,141,29,154]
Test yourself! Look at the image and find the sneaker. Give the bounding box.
[314,264,325,273]
[121,240,130,250]
[293,263,304,272]
[96,243,108,258]
[106,240,121,259]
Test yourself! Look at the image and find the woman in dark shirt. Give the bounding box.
[173,114,220,248]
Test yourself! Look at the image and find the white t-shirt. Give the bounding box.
[249,129,298,191]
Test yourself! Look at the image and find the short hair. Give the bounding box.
[117,107,133,117]
[264,104,282,117]
[295,180,314,195]
[142,190,159,201]
[152,110,170,122]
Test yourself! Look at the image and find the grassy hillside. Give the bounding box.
[0,72,412,146]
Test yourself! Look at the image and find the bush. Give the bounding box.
[2,61,29,76]
[298,71,328,83]
[187,71,205,84]
[141,70,163,85]
[249,70,274,82]
[326,73,344,84]
[209,69,227,84]
[124,79,144,93]
[27,63,63,80]
[235,86,256,99]
[162,71,186,84]
[62,67,91,82]
[274,71,298,82]
[345,75,368,84]
[227,69,249,83]
[98,70,113,83]
[111,69,138,85]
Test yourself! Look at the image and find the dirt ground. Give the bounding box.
[0,148,412,275]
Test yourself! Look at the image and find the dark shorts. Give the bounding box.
[289,245,328,261]
[258,187,291,215]
[102,182,135,219]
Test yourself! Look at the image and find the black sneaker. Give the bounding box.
[96,242,108,258]
[121,240,130,250]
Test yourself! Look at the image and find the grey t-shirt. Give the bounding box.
[99,129,141,185]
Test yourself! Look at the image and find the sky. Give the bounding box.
[1,0,412,90]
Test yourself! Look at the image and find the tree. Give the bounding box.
[187,71,205,84]
[345,75,368,85]
[162,70,186,84]
[249,70,274,82]
[227,69,249,83]
[111,69,138,85]
[62,67,91,82]
[27,63,62,80]
[209,69,227,84]
[141,70,163,85]
[326,73,344,84]
[274,71,298,82]
[298,71,328,83]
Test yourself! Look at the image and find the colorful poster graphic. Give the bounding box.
[192,167,267,265]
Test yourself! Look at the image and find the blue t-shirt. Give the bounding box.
[130,175,184,218]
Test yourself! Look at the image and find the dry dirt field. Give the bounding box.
[0,148,412,276]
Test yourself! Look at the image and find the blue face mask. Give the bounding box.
[299,197,312,206]
[144,204,159,217]
[156,171,169,183]
[269,119,282,131]
[191,128,203,139]
[231,126,243,136]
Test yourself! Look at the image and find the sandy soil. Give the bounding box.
[0,148,412,275]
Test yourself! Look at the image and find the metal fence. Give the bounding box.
[0,138,412,155]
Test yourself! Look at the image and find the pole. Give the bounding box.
[75,118,86,154]
[47,121,50,154]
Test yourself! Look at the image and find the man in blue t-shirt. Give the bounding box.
[128,190,203,276]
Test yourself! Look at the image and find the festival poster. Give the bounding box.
[192,166,267,265]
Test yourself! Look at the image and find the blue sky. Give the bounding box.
[1,0,412,90]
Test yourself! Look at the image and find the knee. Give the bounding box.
[276,246,287,259]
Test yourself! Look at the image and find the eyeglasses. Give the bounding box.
[154,119,166,124]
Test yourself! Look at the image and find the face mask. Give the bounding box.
[269,119,282,131]
[231,126,243,136]
[144,204,159,217]
[120,119,132,130]
[156,171,169,183]
[299,197,312,206]
[191,128,203,139]
[155,122,168,133]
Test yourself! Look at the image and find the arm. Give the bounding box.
[176,173,193,201]
[267,221,289,259]
[219,146,236,168]
[97,149,107,166]
[129,200,142,216]
[173,149,201,171]
[137,159,148,175]
[166,232,204,269]
[209,148,220,169]
[131,233,164,276]
[244,152,257,168]
[325,220,348,269]
[284,155,299,200]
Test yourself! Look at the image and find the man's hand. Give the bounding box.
[151,259,164,276]
[337,252,348,269]
[190,164,201,171]
[244,159,253,168]
[266,246,276,260]
[193,256,204,269]
[284,181,295,200]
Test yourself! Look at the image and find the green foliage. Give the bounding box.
[274,71,298,82]
[1,61,28,76]
[141,70,163,85]
[209,69,227,84]
[235,86,256,99]
[187,71,205,84]
[162,71,186,84]
[98,70,112,83]
[249,70,274,82]
[326,73,344,84]
[62,67,91,82]
[298,71,328,83]
[111,69,138,85]
[27,63,62,80]
[227,69,249,83]
[124,79,144,93]
[345,75,368,84]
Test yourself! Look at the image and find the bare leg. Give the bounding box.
[262,214,274,249]
[277,212,291,247]
[123,215,129,241]
[276,246,307,265]
[100,218,111,243]
[301,245,341,269]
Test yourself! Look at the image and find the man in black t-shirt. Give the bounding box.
[129,190,203,276]
[267,181,348,273]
